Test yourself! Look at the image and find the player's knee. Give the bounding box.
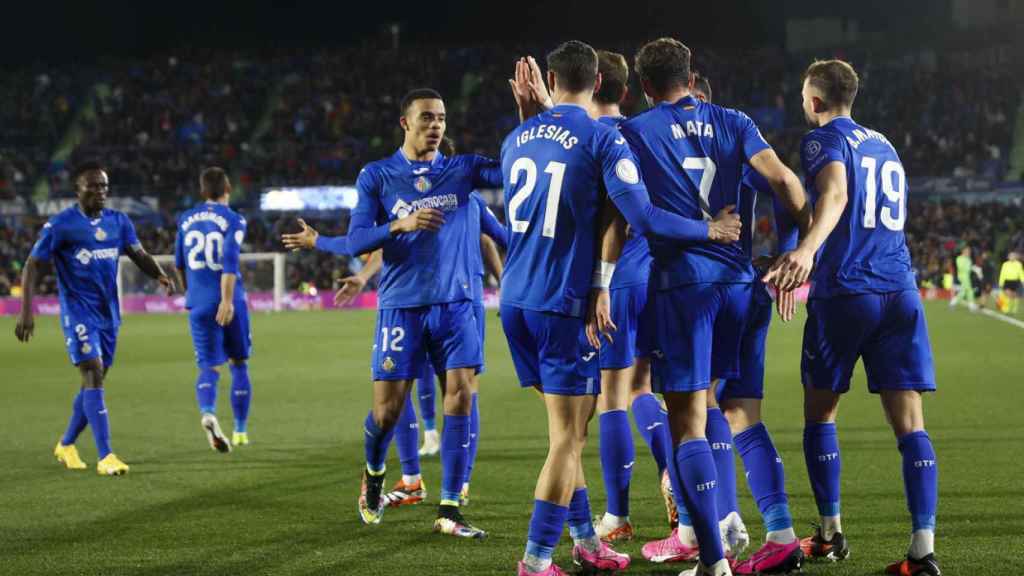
[229,358,247,368]
[373,404,403,430]
[78,359,105,387]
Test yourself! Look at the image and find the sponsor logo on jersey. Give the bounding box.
[74,247,119,265]
[391,194,459,219]
[382,356,396,372]
[94,227,107,241]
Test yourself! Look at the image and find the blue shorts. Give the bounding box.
[718,288,772,401]
[500,304,600,396]
[599,284,648,370]
[802,291,936,394]
[188,302,252,368]
[62,316,117,369]
[372,300,482,381]
[650,283,752,394]
[474,302,486,374]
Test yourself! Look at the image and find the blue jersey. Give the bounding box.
[500,104,647,316]
[347,150,502,309]
[469,192,507,302]
[620,95,770,289]
[739,166,799,259]
[599,115,652,290]
[800,117,916,299]
[30,207,140,329]
[174,202,248,310]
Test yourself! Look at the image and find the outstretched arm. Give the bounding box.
[749,148,811,237]
[334,249,383,307]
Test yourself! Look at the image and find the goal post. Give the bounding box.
[117,252,287,314]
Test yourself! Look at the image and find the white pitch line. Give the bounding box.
[980,308,1024,330]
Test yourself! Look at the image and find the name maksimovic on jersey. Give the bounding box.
[180,211,231,232]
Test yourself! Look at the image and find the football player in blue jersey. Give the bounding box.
[687,78,808,575]
[345,87,503,539]
[502,41,742,576]
[589,49,677,543]
[763,59,940,576]
[174,168,256,453]
[15,161,175,476]
[616,38,808,576]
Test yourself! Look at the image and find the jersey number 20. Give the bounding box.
[185,230,224,271]
[860,156,906,231]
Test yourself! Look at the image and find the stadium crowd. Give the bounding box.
[1,43,1021,298]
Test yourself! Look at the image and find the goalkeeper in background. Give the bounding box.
[997,251,1022,314]
[950,245,977,311]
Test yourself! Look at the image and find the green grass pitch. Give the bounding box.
[2,302,1022,575]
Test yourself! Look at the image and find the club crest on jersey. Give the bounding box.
[94,227,107,241]
[805,139,822,159]
[414,175,432,193]
[382,356,396,372]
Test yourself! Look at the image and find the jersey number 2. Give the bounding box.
[185,230,224,271]
[860,156,905,231]
[508,158,566,238]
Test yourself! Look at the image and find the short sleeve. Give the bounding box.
[120,214,141,252]
[598,128,647,201]
[736,111,771,161]
[29,220,59,261]
[222,215,246,274]
[800,130,846,181]
[470,155,503,189]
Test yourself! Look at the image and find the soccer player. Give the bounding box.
[997,251,1022,314]
[346,87,500,539]
[765,59,940,576]
[15,160,175,476]
[693,75,805,574]
[618,38,807,576]
[950,244,977,311]
[502,41,741,576]
[589,49,676,543]
[175,168,256,452]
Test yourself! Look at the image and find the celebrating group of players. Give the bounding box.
[14,35,941,576]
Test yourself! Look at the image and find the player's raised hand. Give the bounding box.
[15,312,34,342]
[763,247,814,292]
[281,218,319,251]
[215,299,235,327]
[585,288,616,349]
[776,287,796,322]
[707,205,742,244]
[392,208,445,234]
[526,56,553,110]
[158,274,176,295]
[509,58,532,110]
[334,275,367,307]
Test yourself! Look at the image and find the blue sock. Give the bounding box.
[195,368,219,415]
[364,411,396,474]
[525,499,568,564]
[663,434,693,528]
[61,390,88,446]
[417,374,436,431]
[465,393,480,485]
[440,414,470,503]
[631,393,670,475]
[599,410,634,517]
[803,422,842,517]
[673,439,724,565]
[706,407,738,520]
[734,423,792,532]
[898,430,938,531]
[395,393,421,476]
[82,388,112,459]
[229,362,252,433]
[568,487,597,540]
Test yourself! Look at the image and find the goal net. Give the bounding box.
[117,253,287,313]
